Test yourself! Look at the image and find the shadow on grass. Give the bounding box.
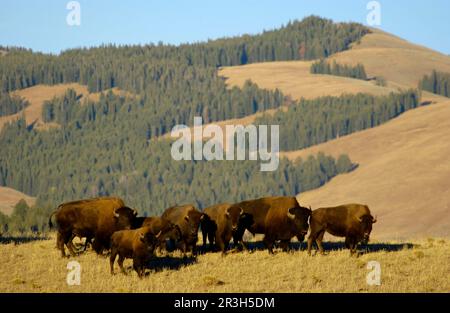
[0,234,50,245]
[228,240,415,254]
[147,256,197,273]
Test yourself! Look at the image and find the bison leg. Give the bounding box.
[201,229,208,251]
[347,237,358,256]
[118,255,127,275]
[208,230,216,251]
[263,235,275,254]
[66,234,79,257]
[280,240,291,252]
[110,249,117,275]
[133,257,144,278]
[315,230,326,255]
[216,236,226,256]
[307,234,315,256]
[56,232,67,258]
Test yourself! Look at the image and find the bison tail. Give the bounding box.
[48,207,60,229]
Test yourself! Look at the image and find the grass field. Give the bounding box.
[0,234,448,293]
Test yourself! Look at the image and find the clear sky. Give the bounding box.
[0,0,449,55]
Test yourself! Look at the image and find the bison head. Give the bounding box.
[139,229,162,249]
[113,206,137,230]
[162,222,182,242]
[357,215,377,243]
[287,206,311,236]
[184,208,202,241]
[225,206,244,233]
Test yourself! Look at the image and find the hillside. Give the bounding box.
[0,187,35,216]
[0,83,134,132]
[0,235,448,292]
[330,28,450,88]
[218,30,450,240]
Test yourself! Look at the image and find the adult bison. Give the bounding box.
[161,205,204,256]
[307,203,377,256]
[110,227,162,277]
[49,197,137,257]
[201,203,249,254]
[133,216,182,253]
[231,196,311,254]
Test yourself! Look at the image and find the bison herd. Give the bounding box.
[48,196,377,277]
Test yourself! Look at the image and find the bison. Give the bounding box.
[307,203,377,256]
[49,197,137,257]
[133,216,182,253]
[161,205,204,256]
[110,227,162,277]
[231,196,311,254]
[201,203,249,254]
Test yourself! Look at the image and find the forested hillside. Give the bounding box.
[0,16,385,232]
[255,90,420,151]
[0,92,29,116]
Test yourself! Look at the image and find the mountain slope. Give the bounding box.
[0,187,36,216]
[219,30,450,239]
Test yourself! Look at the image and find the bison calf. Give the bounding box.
[134,216,182,253]
[307,204,377,256]
[110,227,162,277]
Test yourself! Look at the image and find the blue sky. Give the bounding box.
[0,0,449,55]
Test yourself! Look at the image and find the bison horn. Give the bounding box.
[139,232,145,241]
[225,210,230,218]
[240,208,244,215]
[372,216,377,224]
[184,215,190,222]
[114,209,120,218]
[357,216,363,223]
[309,205,312,213]
[155,230,163,238]
[287,208,296,220]
[133,209,138,216]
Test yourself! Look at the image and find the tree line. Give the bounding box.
[419,70,450,97]
[0,92,29,116]
[310,59,368,80]
[0,16,369,93]
[255,90,420,151]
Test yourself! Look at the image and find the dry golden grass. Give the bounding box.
[0,186,36,216]
[0,235,448,293]
[331,28,450,88]
[219,60,394,101]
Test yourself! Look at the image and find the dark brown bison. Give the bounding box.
[161,205,204,256]
[133,216,182,253]
[201,203,248,254]
[110,227,162,277]
[231,196,311,254]
[49,197,137,257]
[307,204,377,256]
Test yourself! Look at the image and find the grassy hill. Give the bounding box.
[217,30,450,240]
[0,187,35,216]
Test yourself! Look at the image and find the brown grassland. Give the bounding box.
[0,234,449,293]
